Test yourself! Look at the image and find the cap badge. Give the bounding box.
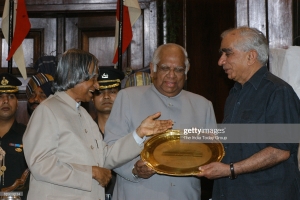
[102,73,108,79]
[1,77,8,86]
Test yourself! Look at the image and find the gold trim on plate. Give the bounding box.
[141,130,225,176]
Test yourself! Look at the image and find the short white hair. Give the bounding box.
[151,43,190,74]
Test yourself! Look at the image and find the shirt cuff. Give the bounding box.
[133,130,146,145]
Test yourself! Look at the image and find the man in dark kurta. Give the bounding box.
[0,73,28,199]
[197,27,300,199]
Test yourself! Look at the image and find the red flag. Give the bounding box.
[6,0,31,61]
[112,0,141,64]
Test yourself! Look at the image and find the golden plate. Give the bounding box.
[141,130,225,176]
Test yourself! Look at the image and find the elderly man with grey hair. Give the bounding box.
[104,43,216,200]
[198,27,300,199]
[23,48,172,200]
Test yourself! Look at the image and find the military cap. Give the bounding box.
[98,67,125,89]
[0,73,22,93]
[26,73,54,99]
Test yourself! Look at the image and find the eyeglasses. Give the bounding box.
[157,65,186,75]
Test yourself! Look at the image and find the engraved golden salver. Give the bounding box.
[141,129,225,176]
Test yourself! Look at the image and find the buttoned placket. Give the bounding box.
[77,105,100,166]
[161,95,177,126]
[230,87,242,122]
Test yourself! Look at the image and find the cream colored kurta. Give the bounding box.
[23,92,142,200]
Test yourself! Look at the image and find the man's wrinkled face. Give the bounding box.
[150,46,187,97]
[0,93,18,120]
[27,87,47,114]
[92,87,119,114]
[218,30,250,84]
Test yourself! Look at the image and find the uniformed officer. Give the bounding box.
[0,73,28,199]
[92,67,124,200]
[92,67,124,136]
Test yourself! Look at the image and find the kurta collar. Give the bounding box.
[55,91,81,111]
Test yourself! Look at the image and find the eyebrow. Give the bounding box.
[219,48,233,54]
[159,64,185,68]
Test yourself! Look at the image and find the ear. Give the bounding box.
[150,62,154,78]
[247,50,258,65]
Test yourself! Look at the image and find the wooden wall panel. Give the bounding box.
[268,0,293,48]
[186,0,235,123]
[131,14,144,70]
[30,18,57,55]
[236,0,293,48]
[235,0,248,27]
[65,18,79,50]
[236,0,267,35]
[248,0,267,35]
[0,1,156,125]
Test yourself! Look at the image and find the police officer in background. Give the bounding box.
[92,67,124,200]
[92,67,125,136]
[0,73,28,199]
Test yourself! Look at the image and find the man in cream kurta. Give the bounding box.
[104,44,216,200]
[23,49,172,200]
[24,92,143,200]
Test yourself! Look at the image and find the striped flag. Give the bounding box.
[112,0,141,64]
[1,0,31,79]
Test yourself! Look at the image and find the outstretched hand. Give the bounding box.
[136,112,173,138]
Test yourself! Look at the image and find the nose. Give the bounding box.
[218,54,226,66]
[34,94,42,103]
[2,95,8,104]
[166,68,176,77]
[103,91,110,99]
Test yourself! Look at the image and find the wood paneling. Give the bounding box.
[236,0,293,48]
[268,0,293,48]
[186,0,235,123]
[0,1,156,125]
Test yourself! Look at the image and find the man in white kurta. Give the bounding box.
[104,44,216,200]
